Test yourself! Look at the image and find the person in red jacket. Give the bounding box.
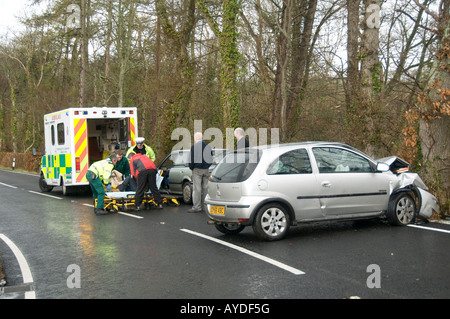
[130,153,163,211]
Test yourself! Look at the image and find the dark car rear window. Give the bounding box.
[210,150,262,183]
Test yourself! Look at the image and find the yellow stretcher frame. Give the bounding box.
[98,191,180,213]
[96,171,179,212]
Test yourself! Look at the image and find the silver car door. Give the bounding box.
[266,148,323,220]
[168,151,190,193]
[312,147,390,216]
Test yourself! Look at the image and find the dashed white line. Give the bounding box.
[28,191,62,200]
[117,212,144,219]
[0,234,36,299]
[83,204,143,219]
[0,182,18,189]
[180,229,305,275]
[1,177,142,219]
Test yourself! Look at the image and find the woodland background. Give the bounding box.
[0,0,448,214]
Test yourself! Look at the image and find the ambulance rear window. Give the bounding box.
[57,123,65,145]
[51,125,55,145]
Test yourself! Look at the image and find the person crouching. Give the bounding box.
[87,154,119,215]
[130,153,163,211]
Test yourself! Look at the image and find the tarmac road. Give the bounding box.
[1,168,450,300]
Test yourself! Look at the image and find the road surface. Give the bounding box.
[1,169,449,301]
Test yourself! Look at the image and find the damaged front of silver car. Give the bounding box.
[378,156,440,223]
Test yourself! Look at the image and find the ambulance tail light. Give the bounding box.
[75,157,81,172]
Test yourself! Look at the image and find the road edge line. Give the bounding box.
[0,234,36,299]
[407,224,450,234]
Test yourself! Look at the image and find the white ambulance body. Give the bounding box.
[39,107,138,194]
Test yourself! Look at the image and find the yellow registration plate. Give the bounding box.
[210,206,225,215]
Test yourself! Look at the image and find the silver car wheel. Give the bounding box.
[388,193,416,226]
[395,196,415,224]
[261,208,287,236]
[182,182,192,204]
[253,204,290,241]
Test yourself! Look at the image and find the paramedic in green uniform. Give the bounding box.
[111,149,130,177]
[86,154,118,215]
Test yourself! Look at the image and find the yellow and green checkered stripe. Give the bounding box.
[41,154,72,180]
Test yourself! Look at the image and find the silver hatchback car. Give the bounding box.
[205,142,439,241]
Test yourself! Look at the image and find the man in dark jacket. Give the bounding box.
[112,149,130,178]
[188,132,213,213]
[234,127,250,149]
[130,153,163,211]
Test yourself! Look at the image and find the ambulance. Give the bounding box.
[39,107,138,194]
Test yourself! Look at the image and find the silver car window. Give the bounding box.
[212,150,227,164]
[312,147,372,173]
[161,151,188,168]
[267,149,312,175]
[211,150,261,182]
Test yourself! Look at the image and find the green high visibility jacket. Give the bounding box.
[88,159,114,184]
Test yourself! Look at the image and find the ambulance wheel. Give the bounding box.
[39,174,53,192]
[61,178,70,196]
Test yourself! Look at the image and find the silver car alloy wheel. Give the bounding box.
[260,207,288,237]
[395,196,415,224]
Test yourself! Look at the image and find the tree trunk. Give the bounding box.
[103,0,113,106]
[272,0,292,142]
[418,2,450,210]
[198,0,241,130]
[79,0,88,108]
[345,0,361,144]
[285,0,317,140]
[359,0,382,155]
[117,0,137,108]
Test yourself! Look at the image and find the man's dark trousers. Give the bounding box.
[135,169,162,206]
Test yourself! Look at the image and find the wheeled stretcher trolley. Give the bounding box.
[97,172,180,213]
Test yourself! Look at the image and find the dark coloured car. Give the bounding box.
[158,149,228,203]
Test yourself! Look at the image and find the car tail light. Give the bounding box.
[238,218,249,223]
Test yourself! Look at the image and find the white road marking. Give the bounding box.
[0,182,18,189]
[0,234,36,299]
[28,191,62,200]
[0,169,38,177]
[83,203,143,218]
[180,229,305,275]
[408,224,450,234]
[117,212,144,219]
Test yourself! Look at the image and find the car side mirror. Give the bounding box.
[376,162,390,172]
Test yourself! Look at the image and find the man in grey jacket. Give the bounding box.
[188,132,213,213]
